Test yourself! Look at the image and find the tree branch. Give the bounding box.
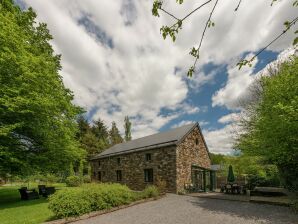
[238,16,298,68]
[194,0,219,68]
[235,0,242,11]
[160,8,180,21]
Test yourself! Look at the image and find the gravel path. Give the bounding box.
[74,194,298,224]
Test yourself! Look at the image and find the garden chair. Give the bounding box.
[38,185,46,195]
[225,184,232,194]
[232,183,240,194]
[18,187,39,200]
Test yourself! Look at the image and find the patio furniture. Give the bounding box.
[39,186,56,197]
[220,183,225,193]
[225,184,232,194]
[18,187,39,200]
[38,185,46,195]
[232,183,241,194]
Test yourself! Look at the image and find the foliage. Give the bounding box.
[69,163,75,176]
[155,176,167,194]
[0,0,85,177]
[109,121,123,146]
[65,176,82,187]
[48,183,135,218]
[247,174,281,190]
[82,175,91,183]
[236,57,298,191]
[124,116,132,141]
[142,185,159,198]
[78,160,84,178]
[227,165,235,183]
[77,116,110,157]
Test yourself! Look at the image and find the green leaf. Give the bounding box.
[187,66,195,77]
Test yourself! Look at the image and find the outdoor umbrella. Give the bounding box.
[227,165,235,183]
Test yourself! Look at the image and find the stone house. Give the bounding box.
[90,123,216,193]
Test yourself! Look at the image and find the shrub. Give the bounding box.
[155,177,167,194]
[66,176,82,187]
[48,183,135,218]
[48,188,90,218]
[142,185,159,198]
[82,175,91,183]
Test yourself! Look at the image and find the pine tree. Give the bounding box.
[109,121,123,146]
[124,116,132,141]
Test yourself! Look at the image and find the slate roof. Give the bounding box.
[91,123,198,159]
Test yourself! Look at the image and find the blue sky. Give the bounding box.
[15,0,297,153]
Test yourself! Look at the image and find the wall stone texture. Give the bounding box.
[176,127,211,192]
[92,146,177,192]
[91,126,211,193]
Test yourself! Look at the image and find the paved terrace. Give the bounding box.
[74,194,297,224]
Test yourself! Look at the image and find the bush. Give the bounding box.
[48,183,135,218]
[142,185,159,198]
[66,176,82,187]
[155,177,166,194]
[82,175,91,183]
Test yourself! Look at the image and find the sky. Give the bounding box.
[15,0,297,154]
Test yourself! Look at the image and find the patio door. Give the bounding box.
[192,168,204,192]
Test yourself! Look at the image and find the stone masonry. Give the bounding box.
[176,127,211,192]
[91,125,211,193]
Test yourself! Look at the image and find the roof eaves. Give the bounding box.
[89,140,177,160]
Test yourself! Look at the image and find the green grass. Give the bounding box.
[0,183,65,224]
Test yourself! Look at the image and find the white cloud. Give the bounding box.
[212,54,258,110]
[171,120,194,129]
[21,0,297,139]
[203,124,237,154]
[218,113,240,124]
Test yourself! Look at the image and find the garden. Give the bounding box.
[0,179,160,224]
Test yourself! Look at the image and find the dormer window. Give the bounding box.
[145,153,151,161]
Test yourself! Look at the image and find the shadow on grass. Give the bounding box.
[188,197,298,224]
[0,187,49,210]
[0,197,49,210]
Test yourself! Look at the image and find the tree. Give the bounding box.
[124,116,132,141]
[109,121,123,146]
[77,115,90,138]
[91,118,109,145]
[236,56,298,190]
[152,0,298,76]
[0,0,85,177]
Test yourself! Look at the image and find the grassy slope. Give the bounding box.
[0,184,64,224]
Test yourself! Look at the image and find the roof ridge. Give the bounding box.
[91,122,197,159]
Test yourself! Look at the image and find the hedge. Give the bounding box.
[48,184,159,218]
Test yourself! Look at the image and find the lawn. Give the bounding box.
[0,184,65,224]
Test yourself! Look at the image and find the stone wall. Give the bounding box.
[176,127,211,192]
[91,146,177,192]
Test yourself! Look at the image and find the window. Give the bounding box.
[195,138,199,145]
[116,170,122,181]
[98,171,101,181]
[145,153,151,161]
[98,161,101,166]
[144,169,153,182]
[117,158,121,165]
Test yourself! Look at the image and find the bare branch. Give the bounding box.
[237,16,298,68]
[161,0,212,29]
[194,0,219,68]
[180,0,212,22]
[235,0,242,11]
[160,8,180,21]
